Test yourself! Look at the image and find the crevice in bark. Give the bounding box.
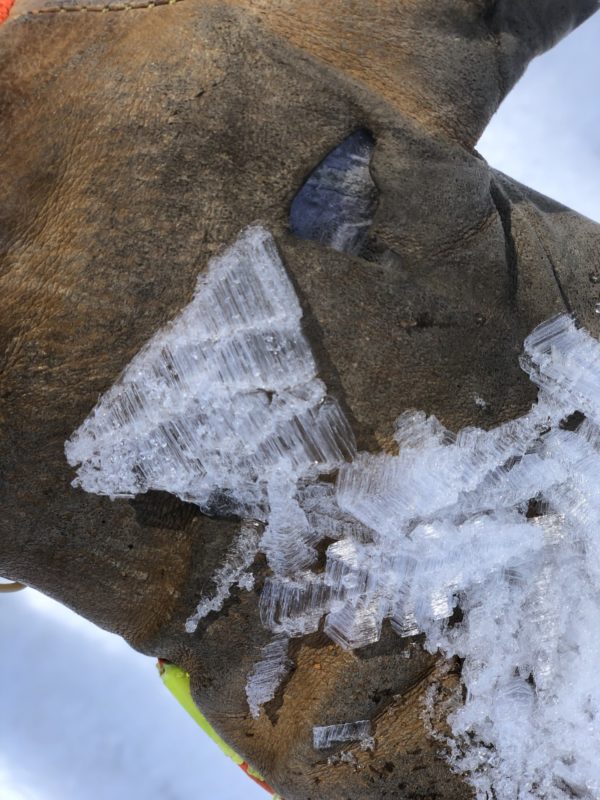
[490,178,519,306]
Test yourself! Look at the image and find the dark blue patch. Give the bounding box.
[290,130,378,257]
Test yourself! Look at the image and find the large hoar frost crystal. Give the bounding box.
[66,226,355,516]
[68,227,600,800]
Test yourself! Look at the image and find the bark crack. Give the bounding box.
[490,177,519,306]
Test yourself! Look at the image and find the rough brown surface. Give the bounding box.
[1,2,599,797]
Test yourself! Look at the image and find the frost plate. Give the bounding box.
[313,721,373,751]
[245,635,292,719]
[66,225,355,514]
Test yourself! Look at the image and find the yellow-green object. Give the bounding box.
[158,660,281,798]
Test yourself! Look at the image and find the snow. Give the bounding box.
[318,314,600,798]
[0,589,266,800]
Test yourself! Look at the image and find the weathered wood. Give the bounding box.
[1,2,598,797]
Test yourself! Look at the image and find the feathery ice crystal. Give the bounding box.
[67,226,600,799]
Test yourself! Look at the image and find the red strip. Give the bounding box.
[0,0,15,23]
[239,762,276,795]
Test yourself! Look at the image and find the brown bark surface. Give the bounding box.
[1,2,599,797]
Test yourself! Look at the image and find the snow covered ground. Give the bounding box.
[2,14,600,800]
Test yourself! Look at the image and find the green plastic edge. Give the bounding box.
[159,661,281,798]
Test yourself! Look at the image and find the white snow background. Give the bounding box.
[2,15,600,800]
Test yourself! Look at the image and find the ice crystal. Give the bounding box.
[313,721,373,750]
[246,635,292,719]
[67,222,600,799]
[185,522,261,634]
[66,226,355,515]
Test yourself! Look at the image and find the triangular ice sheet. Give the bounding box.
[65,226,355,515]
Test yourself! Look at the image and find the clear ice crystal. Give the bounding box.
[259,573,331,637]
[277,312,600,797]
[65,226,355,514]
[185,522,261,633]
[246,635,292,719]
[313,720,373,751]
[324,600,384,650]
[66,220,600,800]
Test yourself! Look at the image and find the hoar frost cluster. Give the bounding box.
[67,226,600,800]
